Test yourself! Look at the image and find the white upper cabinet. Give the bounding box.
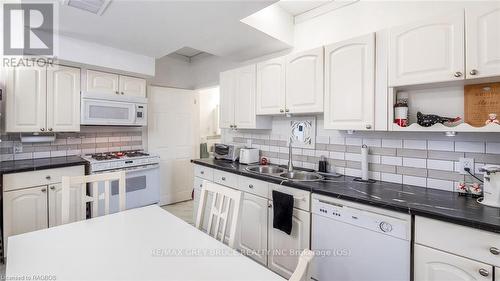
[47,66,81,132]
[466,6,500,79]
[324,33,375,130]
[219,70,236,129]
[119,75,147,97]
[389,13,465,86]
[234,65,257,129]
[285,47,324,114]
[256,57,286,115]
[86,70,119,95]
[6,67,47,132]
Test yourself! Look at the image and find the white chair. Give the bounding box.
[195,181,242,248]
[289,249,315,281]
[61,171,126,224]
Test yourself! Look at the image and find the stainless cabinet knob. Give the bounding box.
[268,203,272,208]
[199,184,203,188]
[41,188,47,192]
[200,171,204,174]
[454,71,463,78]
[221,177,226,181]
[285,108,290,113]
[469,69,478,76]
[478,268,489,277]
[280,109,284,113]
[40,128,45,131]
[366,124,372,129]
[115,91,119,94]
[45,176,51,180]
[248,184,254,189]
[121,92,124,95]
[490,247,500,255]
[50,186,55,190]
[48,128,53,131]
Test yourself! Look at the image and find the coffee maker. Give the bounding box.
[479,165,500,208]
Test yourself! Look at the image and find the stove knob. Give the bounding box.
[379,221,393,233]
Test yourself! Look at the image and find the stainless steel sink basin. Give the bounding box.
[279,171,324,182]
[246,165,286,175]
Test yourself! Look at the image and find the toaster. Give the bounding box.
[239,148,260,164]
[214,143,243,161]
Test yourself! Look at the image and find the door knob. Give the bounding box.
[469,69,478,76]
[478,268,489,277]
[490,247,499,255]
[454,71,463,78]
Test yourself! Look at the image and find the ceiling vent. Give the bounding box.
[64,0,111,16]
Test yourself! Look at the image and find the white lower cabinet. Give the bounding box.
[267,206,310,279]
[237,193,268,265]
[415,244,492,281]
[48,183,84,227]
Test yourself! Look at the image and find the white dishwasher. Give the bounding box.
[310,194,410,281]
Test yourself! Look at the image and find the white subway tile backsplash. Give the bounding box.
[50,150,66,157]
[345,137,362,146]
[427,178,454,192]
[427,159,454,171]
[329,151,345,160]
[486,143,500,154]
[428,140,454,152]
[66,138,82,145]
[404,140,427,150]
[33,151,50,159]
[403,157,427,168]
[363,138,381,147]
[303,149,315,156]
[316,136,329,144]
[345,153,361,162]
[330,137,345,145]
[344,168,361,177]
[369,155,381,164]
[381,173,403,184]
[381,156,402,166]
[14,153,32,160]
[455,141,485,153]
[403,175,427,187]
[382,139,403,148]
[315,150,329,158]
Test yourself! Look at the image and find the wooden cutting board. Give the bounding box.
[464,83,500,127]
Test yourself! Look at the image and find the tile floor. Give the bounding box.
[161,200,194,225]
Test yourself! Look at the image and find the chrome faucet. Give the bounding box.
[288,141,294,172]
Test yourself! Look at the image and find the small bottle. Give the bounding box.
[394,92,409,127]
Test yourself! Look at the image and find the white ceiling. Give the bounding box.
[57,0,290,61]
[278,0,332,16]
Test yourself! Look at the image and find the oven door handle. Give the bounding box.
[124,164,159,172]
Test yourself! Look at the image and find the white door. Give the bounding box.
[389,13,465,86]
[219,70,235,129]
[86,70,119,95]
[48,183,84,227]
[268,205,311,279]
[237,193,268,265]
[414,245,492,281]
[46,65,81,132]
[285,47,324,114]
[466,6,500,79]
[324,33,375,131]
[234,65,257,129]
[256,58,286,115]
[148,86,200,205]
[6,67,47,132]
[3,186,48,254]
[119,75,147,97]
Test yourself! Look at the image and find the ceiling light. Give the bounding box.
[65,0,111,16]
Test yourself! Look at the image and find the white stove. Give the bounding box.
[82,150,161,215]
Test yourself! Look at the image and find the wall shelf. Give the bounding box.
[391,122,500,132]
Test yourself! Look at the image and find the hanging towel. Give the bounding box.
[272,190,294,235]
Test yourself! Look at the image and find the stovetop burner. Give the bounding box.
[89,150,150,161]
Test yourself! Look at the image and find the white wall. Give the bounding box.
[151,56,194,89]
[198,86,220,139]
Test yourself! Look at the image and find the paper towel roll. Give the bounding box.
[361,145,369,181]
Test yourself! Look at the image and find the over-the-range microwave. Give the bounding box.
[81,93,147,126]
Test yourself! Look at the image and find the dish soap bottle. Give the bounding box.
[394,92,409,127]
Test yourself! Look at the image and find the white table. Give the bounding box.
[6,205,286,281]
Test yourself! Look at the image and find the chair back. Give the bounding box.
[195,181,242,248]
[61,171,126,224]
[289,249,315,281]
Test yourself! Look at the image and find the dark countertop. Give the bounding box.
[0,156,88,175]
[192,158,500,234]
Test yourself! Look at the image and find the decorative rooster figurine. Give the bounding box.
[417,112,461,127]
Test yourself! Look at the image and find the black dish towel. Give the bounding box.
[272,190,294,235]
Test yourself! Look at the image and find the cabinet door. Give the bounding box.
[47,65,81,132]
[48,183,85,227]
[86,70,119,95]
[6,67,47,132]
[324,33,375,131]
[219,70,235,129]
[3,186,48,253]
[389,13,465,86]
[256,58,286,115]
[466,6,500,79]
[119,75,146,97]
[415,244,492,281]
[268,205,311,279]
[285,47,324,114]
[234,65,257,129]
[237,193,268,265]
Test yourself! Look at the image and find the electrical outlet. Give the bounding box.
[13,143,23,154]
[459,157,474,175]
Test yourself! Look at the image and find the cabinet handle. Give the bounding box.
[41,188,47,192]
[50,186,55,190]
[48,128,53,132]
[199,184,203,188]
[121,92,124,95]
[45,175,51,180]
[221,177,226,181]
[469,69,478,76]
[200,171,204,174]
[365,124,372,129]
[454,71,463,78]
[234,125,237,129]
[248,184,254,189]
[115,91,119,95]
[40,128,45,131]
[268,203,272,208]
[478,268,489,277]
[285,108,290,113]
[280,109,284,113]
[490,247,500,255]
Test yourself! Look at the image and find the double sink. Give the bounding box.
[245,165,324,182]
